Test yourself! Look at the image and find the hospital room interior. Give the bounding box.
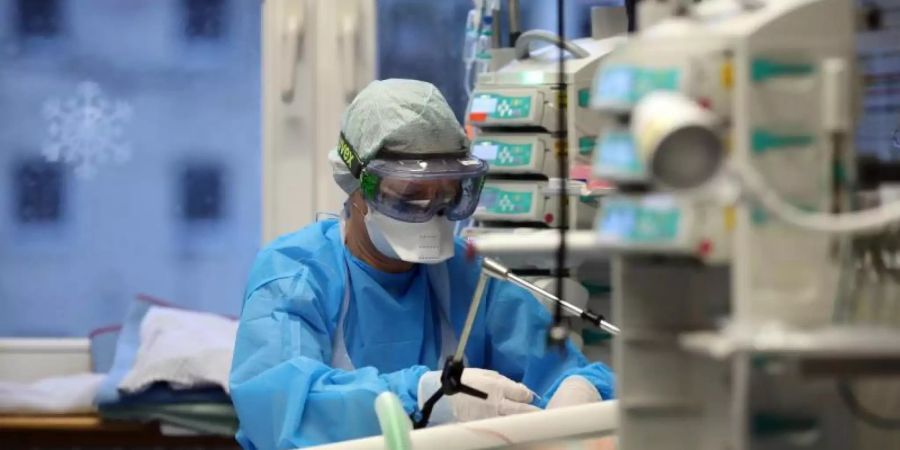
[2,0,900,449]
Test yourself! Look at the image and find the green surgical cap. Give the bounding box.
[328,79,469,194]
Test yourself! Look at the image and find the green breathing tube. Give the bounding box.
[375,392,413,450]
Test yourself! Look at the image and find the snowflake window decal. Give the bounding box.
[41,81,134,178]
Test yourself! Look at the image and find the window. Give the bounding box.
[183,0,226,40]
[857,4,900,158]
[0,1,260,337]
[16,0,61,38]
[180,164,223,221]
[376,0,608,121]
[377,0,471,120]
[14,158,64,224]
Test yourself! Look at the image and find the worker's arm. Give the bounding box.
[229,273,429,450]
[482,280,615,406]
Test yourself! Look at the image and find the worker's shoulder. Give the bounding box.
[246,220,343,293]
[263,220,341,255]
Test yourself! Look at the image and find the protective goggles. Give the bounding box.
[338,133,489,223]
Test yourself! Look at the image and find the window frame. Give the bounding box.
[182,0,227,41]
[179,162,226,223]
[16,0,62,39]
[13,157,65,225]
[261,0,375,243]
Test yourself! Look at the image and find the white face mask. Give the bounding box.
[364,208,456,264]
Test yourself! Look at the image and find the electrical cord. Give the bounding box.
[837,380,900,430]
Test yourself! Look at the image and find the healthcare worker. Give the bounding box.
[230,79,614,449]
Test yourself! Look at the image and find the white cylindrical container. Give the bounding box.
[631,91,723,190]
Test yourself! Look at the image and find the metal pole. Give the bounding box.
[508,0,521,45]
[454,272,491,362]
[491,4,502,49]
[506,273,620,336]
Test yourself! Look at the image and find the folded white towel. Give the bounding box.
[118,306,237,394]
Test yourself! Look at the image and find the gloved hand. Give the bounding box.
[417,368,539,425]
[546,375,602,409]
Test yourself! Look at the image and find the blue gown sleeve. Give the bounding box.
[482,280,615,407]
[229,269,429,450]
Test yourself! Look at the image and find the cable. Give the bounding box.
[734,163,900,236]
[837,380,900,430]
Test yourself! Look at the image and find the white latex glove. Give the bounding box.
[546,375,602,409]
[418,368,540,425]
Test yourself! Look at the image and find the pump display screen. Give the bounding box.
[477,186,535,215]
[469,94,533,120]
[598,197,682,242]
[472,142,499,161]
[479,187,498,209]
[471,96,499,114]
[594,66,681,105]
[473,140,536,168]
[598,203,638,239]
[596,132,643,176]
[595,67,635,104]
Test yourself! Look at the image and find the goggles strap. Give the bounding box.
[337,133,364,179]
[338,133,380,199]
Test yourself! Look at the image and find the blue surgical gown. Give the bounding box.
[230,220,614,449]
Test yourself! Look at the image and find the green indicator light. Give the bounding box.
[578,136,596,156]
[751,208,769,225]
[833,162,846,184]
[752,59,814,82]
[752,130,814,154]
[752,203,818,226]
[578,88,591,107]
